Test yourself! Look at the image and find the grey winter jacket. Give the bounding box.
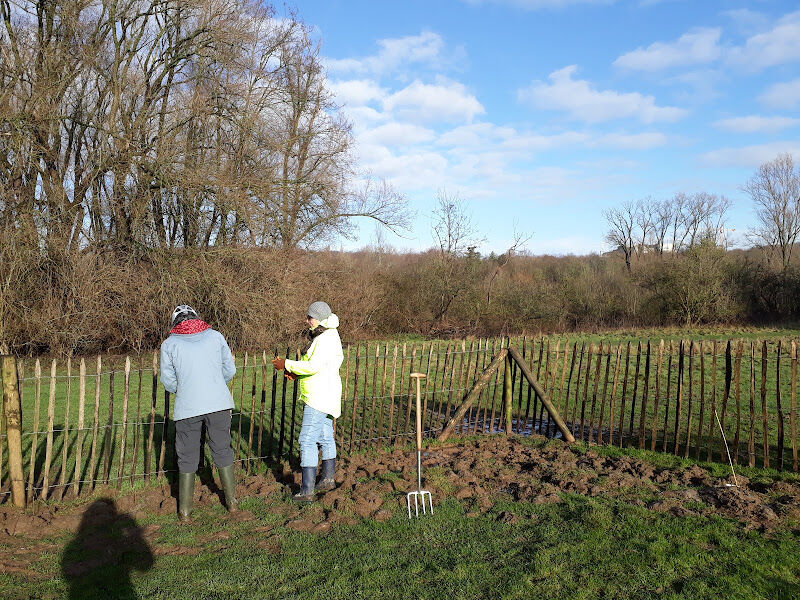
[160,328,236,421]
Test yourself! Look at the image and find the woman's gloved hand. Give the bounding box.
[284,372,296,381]
[272,357,285,370]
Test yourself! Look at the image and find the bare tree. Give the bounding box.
[635,197,654,253]
[486,226,532,307]
[651,198,674,254]
[428,190,483,330]
[745,153,800,270]
[603,201,637,271]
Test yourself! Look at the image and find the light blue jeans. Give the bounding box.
[298,404,336,468]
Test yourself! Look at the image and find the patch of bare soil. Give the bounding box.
[2,436,799,577]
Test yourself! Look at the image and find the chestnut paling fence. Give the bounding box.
[0,337,798,507]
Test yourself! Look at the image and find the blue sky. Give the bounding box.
[297,0,800,255]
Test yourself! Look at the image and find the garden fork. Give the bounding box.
[407,373,433,518]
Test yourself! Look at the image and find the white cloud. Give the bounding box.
[758,79,800,110]
[436,123,512,147]
[383,79,485,123]
[343,106,388,130]
[727,11,800,71]
[324,31,444,76]
[359,123,436,146]
[613,28,721,71]
[595,132,668,149]
[722,9,770,36]
[356,145,450,190]
[518,65,686,123]
[701,141,800,167]
[713,115,800,134]
[328,79,386,106]
[461,0,616,8]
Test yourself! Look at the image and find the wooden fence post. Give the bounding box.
[503,350,513,435]
[1,356,25,507]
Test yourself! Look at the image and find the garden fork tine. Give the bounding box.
[407,373,433,518]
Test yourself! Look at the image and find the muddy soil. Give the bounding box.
[2,436,799,578]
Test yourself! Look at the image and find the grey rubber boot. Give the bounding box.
[217,464,239,513]
[316,458,335,492]
[178,472,195,522]
[292,467,317,503]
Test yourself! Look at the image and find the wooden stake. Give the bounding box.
[268,348,279,460]
[608,344,623,447]
[73,358,86,496]
[235,352,248,462]
[638,341,651,450]
[650,340,664,452]
[1,356,25,506]
[158,388,169,479]
[289,349,300,458]
[88,357,101,491]
[116,356,131,486]
[129,355,143,485]
[350,345,362,451]
[684,342,694,459]
[761,340,770,468]
[257,352,267,462]
[734,340,745,464]
[145,352,157,481]
[385,344,399,442]
[696,342,706,461]
[570,342,586,438]
[618,342,631,447]
[338,345,351,447]
[661,342,673,453]
[42,359,57,500]
[587,343,602,443]
[777,341,785,471]
[503,350,513,435]
[748,342,756,468]
[628,342,642,444]
[791,340,798,472]
[278,347,289,458]
[58,357,72,495]
[706,341,718,463]
[102,368,114,485]
[673,341,684,456]
[246,354,259,472]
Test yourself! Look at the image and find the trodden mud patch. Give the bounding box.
[1,436,799,577]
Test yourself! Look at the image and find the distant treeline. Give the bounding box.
[2,242,799,356]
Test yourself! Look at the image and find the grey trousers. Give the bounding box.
[174,409,234,474]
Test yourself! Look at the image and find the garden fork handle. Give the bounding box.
[411,373,425,452]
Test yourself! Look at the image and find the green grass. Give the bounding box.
[1,491,798,599]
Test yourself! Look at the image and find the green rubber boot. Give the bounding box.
[178,472,195,522]
[218,464,239,513]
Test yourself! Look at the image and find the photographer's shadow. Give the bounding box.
[61,498,154,599]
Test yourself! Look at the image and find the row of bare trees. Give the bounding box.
[604,154,800,272]
[0,0,406,256]
[603,192,731,271]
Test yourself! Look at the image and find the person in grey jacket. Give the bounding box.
[160,305,238,521]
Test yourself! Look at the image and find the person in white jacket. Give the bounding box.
[272,301,343,502]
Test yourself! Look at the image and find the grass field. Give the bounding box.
[0,436,798,600]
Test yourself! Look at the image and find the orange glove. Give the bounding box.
[272,356,285,370]
[284,372,297,381]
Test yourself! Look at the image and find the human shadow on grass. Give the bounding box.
[60,498,153,600]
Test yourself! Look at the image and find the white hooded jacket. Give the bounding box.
[284,314,343,418]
